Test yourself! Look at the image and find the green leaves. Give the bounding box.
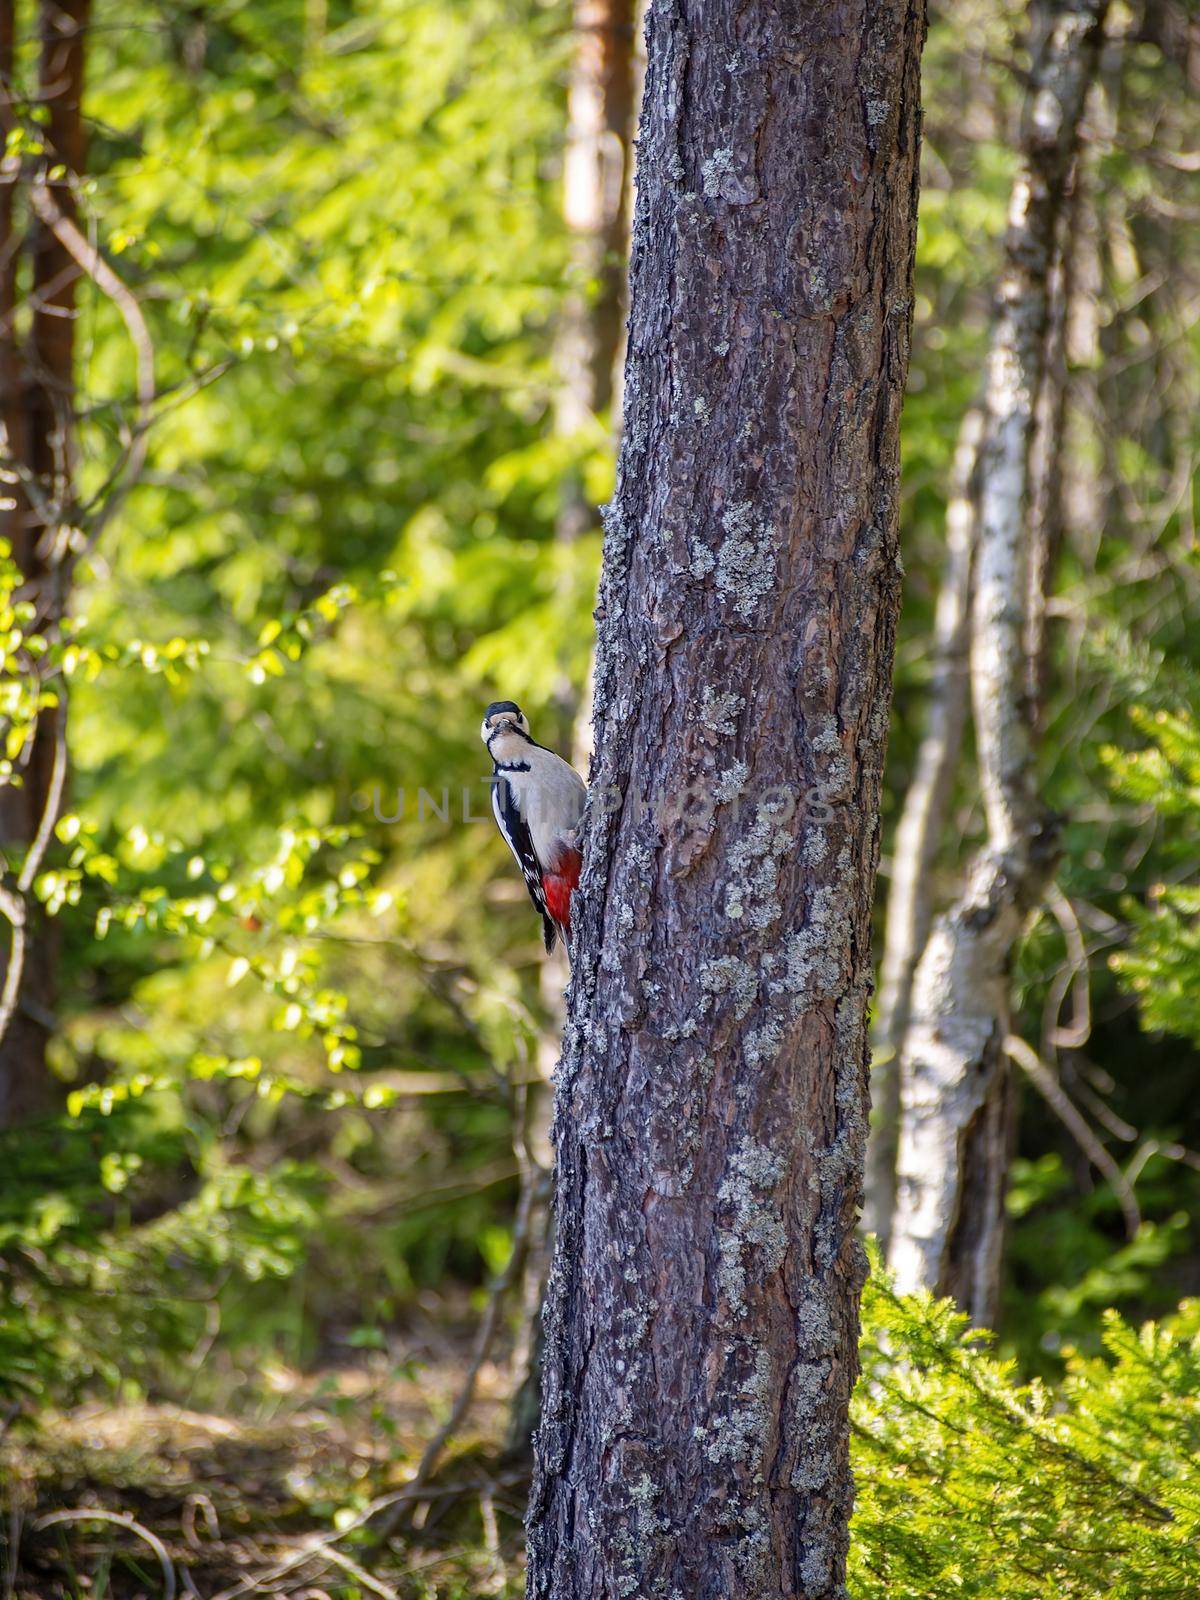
[1105,708,1200,1047]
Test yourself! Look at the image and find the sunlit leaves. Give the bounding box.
[1103,708,1200,1047]
[851,1266,1200,1600]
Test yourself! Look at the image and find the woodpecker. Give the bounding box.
[481,700,586,953]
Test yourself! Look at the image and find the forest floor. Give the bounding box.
[1,1337,528,1599]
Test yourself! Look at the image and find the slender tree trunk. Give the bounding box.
[862,404,982,1248]
[527,2,926,1593]
[546,0,641,756]
[887,0,1107,1326]
[1025,166,1078,719]
[0,4,24,528]
[0,0,89,1125]
[554,0,637,544]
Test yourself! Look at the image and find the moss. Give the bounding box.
[691,542,717,578]
[713,759,749,804]
[771,845,854,1006]
[802,826,830,866]
[811,714,851,798]
[792,1446,835,1493]
[798,1543,834,1593]
[744,1018,784,1070]
[703,1346,773,1470]
[795,1287,837,1357]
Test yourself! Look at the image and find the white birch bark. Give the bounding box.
[887,0,1108,1325]
[863,405,982,1247]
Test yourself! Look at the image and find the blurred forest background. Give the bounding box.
[0,0,1198,1596]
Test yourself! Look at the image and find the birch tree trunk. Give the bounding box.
[526,1,926,1593]
[887,0,1107,1326]
[861,404,981,1247]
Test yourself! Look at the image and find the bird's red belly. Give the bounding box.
[542,848,581,931]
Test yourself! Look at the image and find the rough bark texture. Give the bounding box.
[526,1,926,1594]
[0,0,89,1125]
[887,0,1107,1326]
[861,405,981,1248]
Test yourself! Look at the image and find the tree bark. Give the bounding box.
[0,0,89,1125]
[887,0,1107,1326]
[526,2,926,1594]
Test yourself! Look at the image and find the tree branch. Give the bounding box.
[1005,1033,1140,1238]
[28,175,154,554]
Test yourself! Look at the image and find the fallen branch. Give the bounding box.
[32,1508,177,1600]
[208,1471,526,1600]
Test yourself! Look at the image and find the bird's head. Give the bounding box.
[481,700,531,750]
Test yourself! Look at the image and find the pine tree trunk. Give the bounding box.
[0,0,89,1125]
[887,0,1107,1326]
[526,1,927,1593]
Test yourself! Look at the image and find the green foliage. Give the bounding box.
[853,1270,1200,1599]
[991,695,1200,1366]
[1105,707,1200,1048]
[1004,1152,1192,1369]
[0,0,580,1413]
[0,0,1195,1505]
[889,0,1200,1361]
[0,1094,325,1401]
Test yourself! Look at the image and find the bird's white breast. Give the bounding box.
[503,745,586,867]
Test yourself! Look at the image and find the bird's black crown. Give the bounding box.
[485,700,523,720]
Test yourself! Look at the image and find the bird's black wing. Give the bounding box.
[491,775,557,951]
